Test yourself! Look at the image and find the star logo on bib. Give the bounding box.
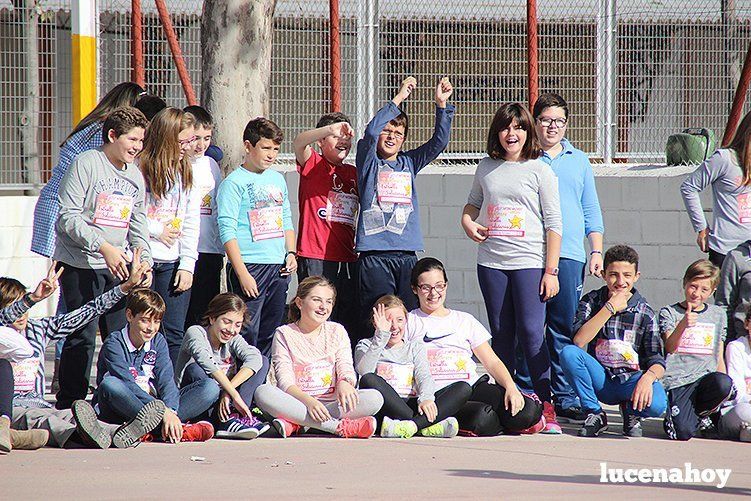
[509,215,523,229]
[169,218,182,230]
[622,351,634,363]
[321,373,332,386]
[455,359,467,370]
[704,334,713,346]
[202,194,211,207]
[120,207,131,219]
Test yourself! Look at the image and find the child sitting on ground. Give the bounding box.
[175,293,270,439]
[561,245,667,438]
[254,276,383,438]
[719,306,751,441]
[355,296,470,438]
[660,259,735,440]
[94,289,215,446]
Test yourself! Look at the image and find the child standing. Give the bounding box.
[356,296,470,438]
[140,107,201,365]
[660,260,735,440]
[293,113,358,337]
[217,118,296,356]
[183,105,225,329]
[355,76,455,339]
[561,245,668,438]
[54,107,152,409]
[95,289,215,445]
[175,293,271,439]
[254,277,383,438]
[461,103,563,433]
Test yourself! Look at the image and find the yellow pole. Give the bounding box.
[71,0,97,125]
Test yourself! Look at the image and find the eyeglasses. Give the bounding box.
[178,135,197,147]
[537,117,568,128]
[380,128,405,140]
[416,282,447,294]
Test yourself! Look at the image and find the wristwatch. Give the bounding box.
[545,267,559,276]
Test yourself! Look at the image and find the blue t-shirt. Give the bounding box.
[217,166,293,264]
[355,101,455,252]
[540,138,604,263]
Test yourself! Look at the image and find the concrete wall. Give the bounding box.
[0,164,713,324]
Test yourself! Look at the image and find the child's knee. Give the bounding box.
[357,373,383,390]
[97,376,127,398]
[359,388,384,413]
[456,402,502,437]
[559,344,582,369]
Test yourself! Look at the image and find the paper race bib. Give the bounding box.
[201,193,213,216]
[487,204,526,237]
[93,193,134,228]
[217,357,234,376]
[676,322,716,356]
[129,366,152,394]
[11,357,39,393]
[294,357,336,397]
[376,361,416,397]
[248,205,284,241]
[148,202,182,231]
[595,339,640,370]
[377,171,412,205]
[427,348,471,381]
[738,193,751,224]
[326,191,359,227]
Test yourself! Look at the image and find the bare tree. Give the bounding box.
[201,0,277,171]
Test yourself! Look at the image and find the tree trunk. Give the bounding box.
[201,0,277,172]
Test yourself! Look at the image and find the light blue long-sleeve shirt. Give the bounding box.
[540,139,604,263]
[217,166,293,264]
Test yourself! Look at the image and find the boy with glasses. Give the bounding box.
[355,76,456,340]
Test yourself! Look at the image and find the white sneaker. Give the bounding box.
[380,416,417,438]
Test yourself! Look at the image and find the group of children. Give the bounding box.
[1,75,750,453]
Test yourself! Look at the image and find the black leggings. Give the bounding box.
[454,375,543,436]
[0,359,14,418]
[358,373,472,430]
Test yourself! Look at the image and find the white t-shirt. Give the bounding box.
[725,336,751,407]
[192,155,224,255]
[405,309,491,390]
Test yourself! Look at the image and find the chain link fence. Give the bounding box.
[2,0,751,188]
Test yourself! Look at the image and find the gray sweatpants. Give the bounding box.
[254,384,383,434]
[11,407,118,448]
[718,402,751,440]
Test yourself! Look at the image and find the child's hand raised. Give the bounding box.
[30,261,64,303]
[121,248,150,293]
[684,303,697,328]
[435,77,453,107]
[329,121,354,140]
[395,76,417,103]
[372,303,391,334]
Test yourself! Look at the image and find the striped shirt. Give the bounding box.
[31,122,104,257]
[573,286,666,383]
[0,286,125,401]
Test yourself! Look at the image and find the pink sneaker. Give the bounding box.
[541,402,562,434]
[516,415,546,435]
[272,418,302,438]
[335,416,377,438]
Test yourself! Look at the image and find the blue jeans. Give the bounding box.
[515,258,583,409]
[477,265,551,402]
[227,263,290,357]
[151,261,192,366]
[96,375,220,424]
[559,345,667,417]
[179,356,270,419]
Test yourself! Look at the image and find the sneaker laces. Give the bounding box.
[393,422,414,438]
[583,413,602,427]
[236,415,261,427]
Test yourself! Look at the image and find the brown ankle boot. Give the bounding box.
[10,429,49,450]
[0,416,11,453]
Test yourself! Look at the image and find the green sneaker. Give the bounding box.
[419,417,459,438]
[380,416,418,438]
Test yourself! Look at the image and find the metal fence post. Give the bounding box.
[596,0,616,163]
[22,0,41,192]
[356,0,378,135]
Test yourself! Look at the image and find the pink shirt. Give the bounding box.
[271,321,356,401]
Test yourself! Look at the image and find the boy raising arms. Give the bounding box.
[292,113,358,335]
[560,245,667,437]
[355,76,455,339]
[217,118,296,356]
[183,105,225,329]
[660,260,735,440]
[54,107,153,409]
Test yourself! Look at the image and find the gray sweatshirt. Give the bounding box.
[659,302,726,390]
[467,157,562,270]
[54,149,152,269]
[716,240,751,341]
[174,325,263,385]
[354,329,436,403]
[681,149,751,255]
